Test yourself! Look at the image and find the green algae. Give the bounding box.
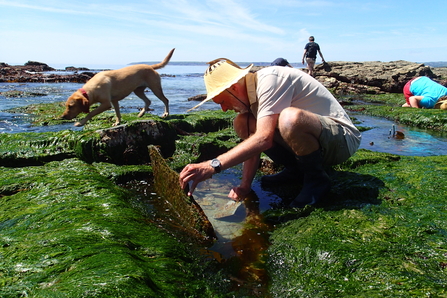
[0,130,77,166]
[5,102,236,132]
[0,159,226,297]
[3,100,447,297]
[0,106,236,168]
[168,110,236,133]
[344,92,447,133]
[92,162,153,184]
[266,151,447,297]
[168,127,240,171]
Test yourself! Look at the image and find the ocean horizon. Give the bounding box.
[8,60,446,72]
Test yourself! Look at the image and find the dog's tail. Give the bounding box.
[151,48,175,69]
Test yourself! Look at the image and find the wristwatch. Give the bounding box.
[210,158,221,173]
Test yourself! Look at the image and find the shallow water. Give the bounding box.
[193,166,280,258]
[355,114,447,156]
[0,64,214,133]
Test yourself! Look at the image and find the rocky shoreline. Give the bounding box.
[2,60,447,94]
[0,61,97,83]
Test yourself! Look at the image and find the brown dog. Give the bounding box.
[61,48,175,126]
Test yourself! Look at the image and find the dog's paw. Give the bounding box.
[74,122,84,127]
[161,112,169,118]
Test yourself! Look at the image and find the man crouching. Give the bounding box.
[179,59,361,208]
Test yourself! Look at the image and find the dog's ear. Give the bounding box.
[78,92,90,113]
[81,97,90,113]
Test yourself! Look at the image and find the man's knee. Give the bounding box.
[233,112,256,139]
[278,108,321,140]
[278,107,301,127]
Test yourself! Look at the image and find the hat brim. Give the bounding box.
[187,64,253,112]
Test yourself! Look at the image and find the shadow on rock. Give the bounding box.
[262,170,385,225]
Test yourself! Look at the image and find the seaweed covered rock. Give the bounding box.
[0,159,217,297]
[266,151,447,296]
[92,120,177,164]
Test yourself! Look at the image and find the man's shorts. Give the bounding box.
[318,115,360,165]
[306,57,316,67]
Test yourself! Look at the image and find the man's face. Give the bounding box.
[213,89,249,114]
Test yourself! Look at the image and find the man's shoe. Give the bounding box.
[288,149,331,208]
[288,170,330,208]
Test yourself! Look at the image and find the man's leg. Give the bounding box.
[306,58,316,77]
[261,143,302,184]
[278,107,330,207]
[234,112,302,184]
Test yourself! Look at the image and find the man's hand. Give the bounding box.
[179,162,214,196]
[228,186,251,202]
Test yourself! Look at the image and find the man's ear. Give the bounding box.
[230,81,242,93]
[231,79,247,97]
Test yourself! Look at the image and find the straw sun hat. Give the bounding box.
[187,58,253,111]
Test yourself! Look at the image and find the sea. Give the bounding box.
[1,61,447,156]
[0,62,224,134]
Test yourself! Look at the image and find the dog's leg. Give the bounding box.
[75,103,112,126]
[147,79,170,118]
[111,101,122,126]
[134,87,153,117]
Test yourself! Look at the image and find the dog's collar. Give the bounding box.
[79,88,89,102]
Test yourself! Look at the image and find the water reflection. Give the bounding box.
[124,168,274,296]
[0,111,83,133]
[193,166,279,257]
[354,114,447,156]
[194,178,272,296]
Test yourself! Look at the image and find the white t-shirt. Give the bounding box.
[248,66,361,154]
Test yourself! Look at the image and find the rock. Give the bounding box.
[188,94,206,101]
[89,120,177,165]
[65,66,90,71]
[24,61,55,71]
[432,67,447,82]
[0,62,95,83]
[314,60,437,94]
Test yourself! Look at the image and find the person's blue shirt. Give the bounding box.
[410,76,447,108]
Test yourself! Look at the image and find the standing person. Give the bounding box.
[180,59,361,208]
[302,36,325,77]
[402,76,447,109]
[271,58,293,67]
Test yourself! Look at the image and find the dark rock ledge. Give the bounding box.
[0,61,95,83]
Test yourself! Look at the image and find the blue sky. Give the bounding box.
[1,0,446,67]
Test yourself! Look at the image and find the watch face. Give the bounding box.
[211,159,220,167]
[210,159,221,173]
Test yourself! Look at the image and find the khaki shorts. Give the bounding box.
[306,57,316,68]
[318,115,360,165]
